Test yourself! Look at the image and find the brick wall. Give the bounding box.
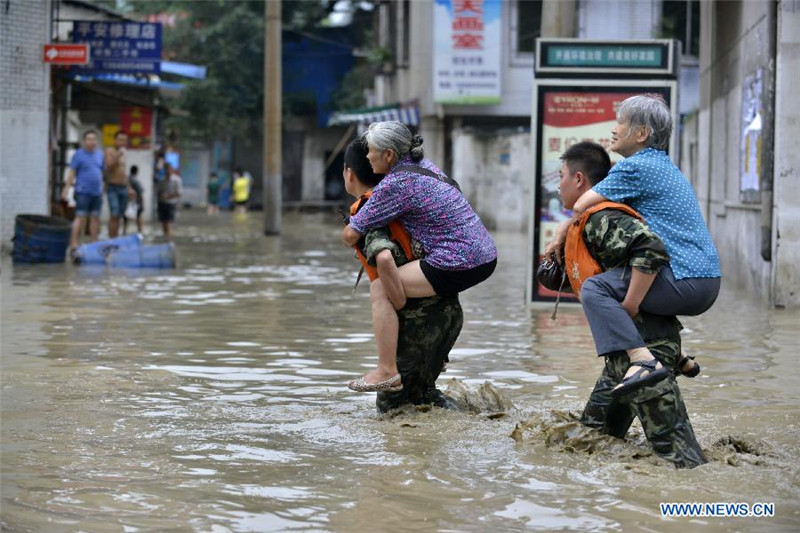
[1,0,51,252]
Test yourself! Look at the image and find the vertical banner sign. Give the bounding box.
[72,21,162,75]
[120,107,153,149]
[740,69,763,202]
[433,0,501,104]
[533,86,671,302]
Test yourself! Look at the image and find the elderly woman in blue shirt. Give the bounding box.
[546,94,721,395]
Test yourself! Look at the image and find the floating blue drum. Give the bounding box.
[106,243,176,269]
[74,234,142,265]
[12,214,72,263]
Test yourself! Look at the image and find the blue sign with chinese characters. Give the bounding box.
[72,21,162,75]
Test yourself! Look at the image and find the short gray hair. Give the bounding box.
[616,94,672,151]
[364,121,424,162]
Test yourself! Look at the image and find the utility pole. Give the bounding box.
[263,0,282,235]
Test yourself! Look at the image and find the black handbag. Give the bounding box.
[536,254,572,320]
[536,255,570,293]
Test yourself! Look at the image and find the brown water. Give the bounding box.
[2,210,799,531]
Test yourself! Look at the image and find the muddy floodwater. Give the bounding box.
[2,210,799,531]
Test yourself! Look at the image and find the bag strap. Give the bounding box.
[394,165,462,193]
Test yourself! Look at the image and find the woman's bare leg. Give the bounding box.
[397,260,436,298]
[357,259,438,386]
[359,278,400,385]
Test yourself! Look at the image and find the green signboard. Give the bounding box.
[546,45,663,68]
[535,39,678,78]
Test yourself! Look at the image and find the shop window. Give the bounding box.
[511,0,543,65]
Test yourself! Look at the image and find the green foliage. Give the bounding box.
[102,0,375,141]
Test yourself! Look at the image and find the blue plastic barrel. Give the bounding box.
[106,243,176,269]
[12,214,72,263]
[74,234,142,265]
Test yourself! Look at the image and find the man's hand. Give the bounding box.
[376,250,406,311]
[622,268,657,319]
[543,218,572,264]
[341,225,362,247]
[621,298,640,319]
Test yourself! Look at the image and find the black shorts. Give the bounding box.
[420,258,496,296]
[157,202,176,223]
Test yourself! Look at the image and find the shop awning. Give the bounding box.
[161,61,207,80]
[328,100,420,127]
[68,73,185,91]
[64,61,206,91]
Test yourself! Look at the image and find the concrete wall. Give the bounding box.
[452,128,532,232]
[175,147,208,208]
[377,1,534,128]
[300,125,351,202]
[698,1,778,304]
[773,1,800,307]
[0,0,51,252]
[578,0,660,39]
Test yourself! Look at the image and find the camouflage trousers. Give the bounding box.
[376,294,463,413]
[579,313,707,468]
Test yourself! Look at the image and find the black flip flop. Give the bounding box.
[677,354,701,378]
[612,359,669,398]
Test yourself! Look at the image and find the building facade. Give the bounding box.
[696,1,800,307]
[373,0,799,306]
[1,0,52,250]
[372,0,698,232]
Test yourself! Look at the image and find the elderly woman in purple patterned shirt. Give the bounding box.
[342,121,497,393]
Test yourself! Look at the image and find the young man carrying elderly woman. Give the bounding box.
[341,121,497,393]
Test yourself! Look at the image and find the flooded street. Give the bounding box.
[2,210,799,531]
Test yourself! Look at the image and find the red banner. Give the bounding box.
[120,107,153,149]
[43,44,89,65]
[533,88,666,301]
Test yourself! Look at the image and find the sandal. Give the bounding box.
[677,353,701,378]
[347,374,403,393]
[612,359,669,398]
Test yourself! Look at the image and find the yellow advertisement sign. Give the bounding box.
[102,124,120,147]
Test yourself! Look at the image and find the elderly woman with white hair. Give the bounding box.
[342,121,497,392]
[545,93,721,396]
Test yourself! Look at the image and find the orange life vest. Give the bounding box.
[564,201,645,299]
[349,191,416,282]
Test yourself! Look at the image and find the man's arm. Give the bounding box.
[342,225,362,247]
[376,250,406,310]
[104,147,119,167]
[585,210,669,318]
[61,169,76,201]
[622,269,657,318]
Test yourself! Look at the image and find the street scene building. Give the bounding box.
[1,0,798,306]
[2,1,800,530]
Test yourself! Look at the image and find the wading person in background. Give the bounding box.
[206,172,221,215]
[552,141,705,467]
[62,130,104,255]
[545,94,720,390]
[105,130,130,238]
[124,165,144,235]
[157,163,182,240]
[232,168,251,214]
[343,137,462,408]
[342,121,497,392]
